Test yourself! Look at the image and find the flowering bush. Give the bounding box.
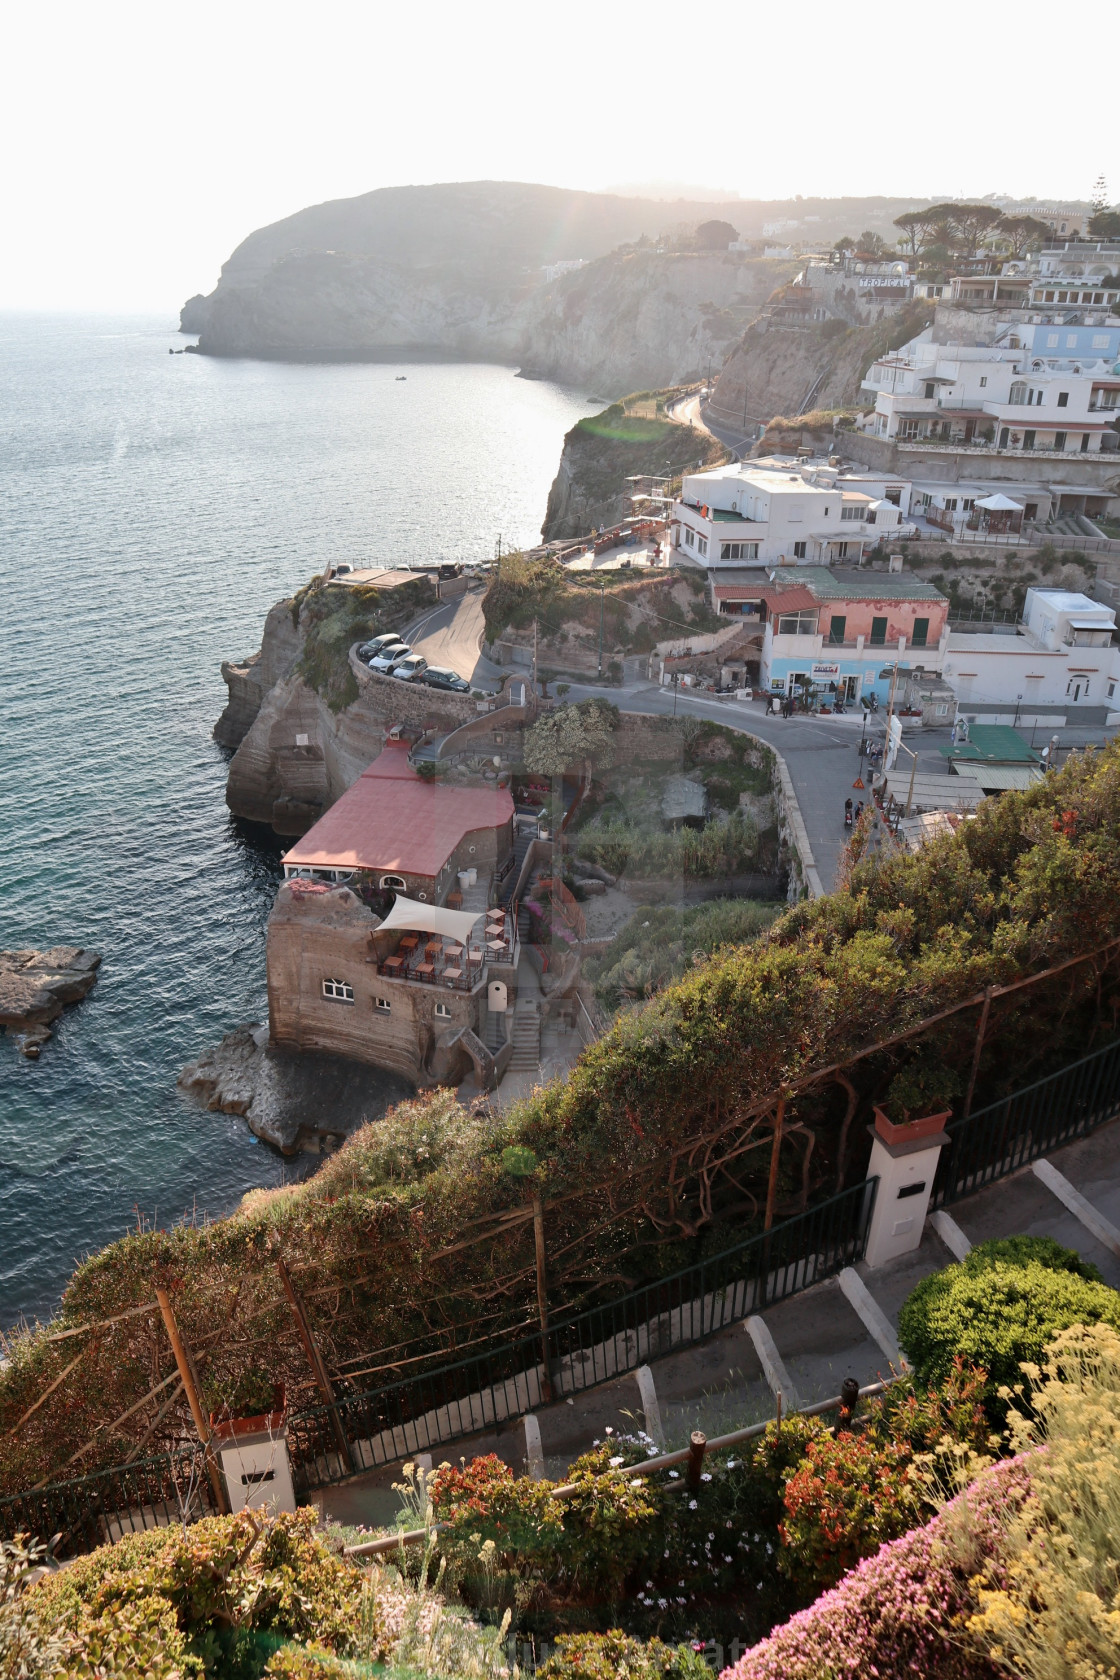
[558,1444,661,1602]
[779,1431,918,1594]
[539,1628,711,1680]
[430,1454,564,1610]
[721,1458,1031,1680]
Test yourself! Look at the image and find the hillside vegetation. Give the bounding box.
[3,745,1120,1495]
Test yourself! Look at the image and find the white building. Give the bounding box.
[671,460,911,569]
[861,326,1120,462]
[1030,241,1120,310]
[943,589,1120,718]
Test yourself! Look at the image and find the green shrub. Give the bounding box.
[963,1235,1103,1283]
[584,900,781,1009]
[539,1630,710,1680]
[898,1259,1120,1416]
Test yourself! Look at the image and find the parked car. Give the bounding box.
[368,642,411,672]
[392,654,429,682]
[438,563,462,579]
[359,633,401,659]
[423,666,471,693]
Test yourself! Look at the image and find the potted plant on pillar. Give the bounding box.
[208,1367,287,1444]
[874,1063,959,1146]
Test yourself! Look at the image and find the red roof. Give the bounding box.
[283,746,513,878]
[714,584,818,611]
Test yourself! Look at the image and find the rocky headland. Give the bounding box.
[0,947,101,1057]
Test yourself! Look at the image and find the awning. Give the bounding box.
[375,895,485,942]
[975,493,1024,511]
[1068,619,1113,630]
[950,764,1044,792]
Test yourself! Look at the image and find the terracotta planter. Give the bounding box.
[209,1384,286,1443]
[874,1105,951,1146]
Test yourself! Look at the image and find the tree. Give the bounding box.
[834,235,856,254]
[857,230,887,256]
[694,219,738,251]
[944,202,1004,253]
[1089,209,1120,239]
[893,212,927,256]
[994,214,1051,258]
[523,700,617,846]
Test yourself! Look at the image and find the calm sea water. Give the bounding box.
[0,313,596,1329]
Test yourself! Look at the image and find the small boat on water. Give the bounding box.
[395,375,407,381]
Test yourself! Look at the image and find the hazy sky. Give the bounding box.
[4,0,1117,311]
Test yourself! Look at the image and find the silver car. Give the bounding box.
[392,654,429,682]
[368,642,411,673]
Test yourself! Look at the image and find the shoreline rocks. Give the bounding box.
[0,948,102,1058]
[178,1024,413,1155]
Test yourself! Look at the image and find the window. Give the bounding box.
[840,505,863,521]
[1081,433,1091,451]
[322,979,354,1003]
[720,541,760,560]
[943,497,958,512]
[1036,390,1044,405]
[696,534,708,558]
[924,382,935,399]
[683,526,695,548]
[1024,503,1038,520]
[434,1002,452,1020]
[869,616,888,646]
[1067,675,1091,697]
[1057,392,1069,407]
[827,615,847,645]
[1109,681,1116,699]
[979,376,987,388]
[962,497,975,511]
[375,997,391,1012]
[911,617,929,648]
[1047,333,1059,348]
[1094,335,1110,349]
[1067,334,1078,348]
[777,610,818,634]
[380,874,406,889]
[1023,431,1036,450]
[1055,431,1067,450]
[935,702,949,717]
[1010,382,1028,405]
[792,541,807,559]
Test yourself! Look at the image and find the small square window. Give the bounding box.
[374,997,391,1012]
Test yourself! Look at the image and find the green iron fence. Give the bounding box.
[933,1036,1120,1208]
[0,1446,215,1556]
[288,1177,878,1493]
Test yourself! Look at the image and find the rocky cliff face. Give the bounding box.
[707,303,933,434]
[542,404,726,540]
[184,175,797,397]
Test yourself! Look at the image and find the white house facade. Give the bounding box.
[671,462,911,569]
[943,589,1120,717]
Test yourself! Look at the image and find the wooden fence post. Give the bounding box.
[276,1256,354,1474]
[687,1430,707,1489]
[532,1193,554,1404]
[155,1286,227,1514]
[963,987,994,1119]
[764,1095,786,1231]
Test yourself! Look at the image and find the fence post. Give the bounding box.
[764,1095,786,1231]
[963,987,994,1119]
[532,1194,554,1404]
[687,1430,707,1489]
[276,1257,354,1474]
[154,1287,227,1514]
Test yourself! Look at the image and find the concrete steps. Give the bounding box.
[508,1001,541,1072]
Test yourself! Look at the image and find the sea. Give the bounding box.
[0,312,598,1331]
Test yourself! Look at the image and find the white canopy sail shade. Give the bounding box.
[374,894,485,943]
[974,493,1024,511]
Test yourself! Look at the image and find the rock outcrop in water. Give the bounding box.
[179,1023,412,1154]
[0,947,101,1057]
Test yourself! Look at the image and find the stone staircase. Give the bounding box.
[501,830,536,906]
[509,998,542,1074]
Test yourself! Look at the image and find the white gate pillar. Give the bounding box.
[864,1123,950,1270]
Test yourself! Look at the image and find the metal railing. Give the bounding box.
[0,1446,215,1553]
[288,1180,877,1492]
[933,1036,1120,1208]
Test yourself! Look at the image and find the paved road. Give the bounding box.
[400,591,1117,893]
[403,589,503,691]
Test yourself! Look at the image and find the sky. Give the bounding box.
[4,0,1118,311]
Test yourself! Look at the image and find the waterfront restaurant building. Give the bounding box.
[267,747,516,1085]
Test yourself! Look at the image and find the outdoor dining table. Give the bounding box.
[425,940,441,957]
[415,962,434,979]
[468,947,483,964]
[443,967,462,983]
[399,935,419,951]
[382,955,404,973]
[486,939,505,953]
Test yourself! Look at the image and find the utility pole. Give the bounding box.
[532,618,539,692]
[597,583,605,678]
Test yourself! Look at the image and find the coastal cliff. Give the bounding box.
[182,180,801,395]
[542,397,727,540]
[220,575,476,835]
